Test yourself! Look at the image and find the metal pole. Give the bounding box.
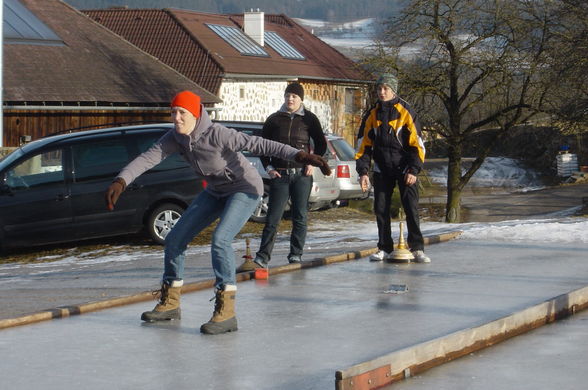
[1,0,4,147]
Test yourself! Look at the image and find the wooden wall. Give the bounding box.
[2,109,171,147]
[299,80,368,148]
[2,89,370,149]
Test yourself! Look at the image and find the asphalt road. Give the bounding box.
[461,182,588,222]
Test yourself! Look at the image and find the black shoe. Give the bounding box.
[288,255,301,263]
[141,308,181,322]
[200,317,238,335]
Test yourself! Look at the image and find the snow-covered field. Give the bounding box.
[427,157,545,191]
[295,17,378,51]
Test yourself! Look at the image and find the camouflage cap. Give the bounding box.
[376,73,398,92]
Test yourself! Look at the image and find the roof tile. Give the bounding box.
[83,8,370,92]
[4,0,219,105]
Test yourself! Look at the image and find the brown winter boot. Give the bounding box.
[200,285,238,335]
[141,281,182,322]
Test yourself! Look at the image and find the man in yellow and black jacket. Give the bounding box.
[355,74,430,263]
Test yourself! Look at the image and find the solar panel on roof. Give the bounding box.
[264,31,305,60]
[3,0,63,45]
[206,23,269,57]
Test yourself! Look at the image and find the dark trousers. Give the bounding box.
[256,171,313,263]
[372,171,424,253]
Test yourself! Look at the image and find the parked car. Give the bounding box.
[0,121,359,250]
[323,134,367,203]
[218,120,340,222]
[0,123,205,251]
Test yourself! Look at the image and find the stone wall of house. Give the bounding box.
[214,80,287,123]
[214,80,368,148]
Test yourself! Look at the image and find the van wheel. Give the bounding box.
[147,203,184,245]
[249,191,269,223]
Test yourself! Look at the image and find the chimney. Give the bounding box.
[244,9,264,46]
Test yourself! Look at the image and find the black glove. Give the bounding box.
[294,151,332,176]
[105,177,126,211]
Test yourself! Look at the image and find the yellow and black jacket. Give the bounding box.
[355,97,425,177]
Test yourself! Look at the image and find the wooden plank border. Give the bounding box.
[335,285,588,390]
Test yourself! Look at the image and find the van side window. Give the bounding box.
[7,150,64,189]
[72,139,130,182]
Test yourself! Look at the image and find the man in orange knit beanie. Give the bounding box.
[170,90,201,118]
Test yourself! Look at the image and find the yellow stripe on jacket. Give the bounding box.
[355,101,425,163]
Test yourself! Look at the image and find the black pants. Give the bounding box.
[372,171,424,253]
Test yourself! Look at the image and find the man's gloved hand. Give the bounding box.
[105,177,126,211]
[294,151,332,176]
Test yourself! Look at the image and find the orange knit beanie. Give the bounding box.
[171,91,201,118]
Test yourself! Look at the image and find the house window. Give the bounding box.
[264,31,305,60]
[4,0,64,46]
[239,86,246,100]
[206,23,269,57]
[345,88,357,114]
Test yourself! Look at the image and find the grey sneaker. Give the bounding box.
[288,255,301,263]
[253,257,267,268]
[412,250,431,263]
[236,257,264,273]
[369,250,388,262]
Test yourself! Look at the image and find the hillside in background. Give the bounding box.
[63,0,405,22]
[294,18,380,58]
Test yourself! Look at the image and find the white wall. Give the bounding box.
[215,80,334,132]
[303,97,333,133]
[215,80,286,123]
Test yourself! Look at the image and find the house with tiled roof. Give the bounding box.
[1,0,219,148]
[84,8,372,144]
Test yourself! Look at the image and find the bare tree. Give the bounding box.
[549,0,588,135]
[362,0,557,222]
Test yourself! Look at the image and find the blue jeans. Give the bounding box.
[163,190,260,289]
[255,171,312,263]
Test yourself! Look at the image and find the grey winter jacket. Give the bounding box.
[116,108,300,197]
